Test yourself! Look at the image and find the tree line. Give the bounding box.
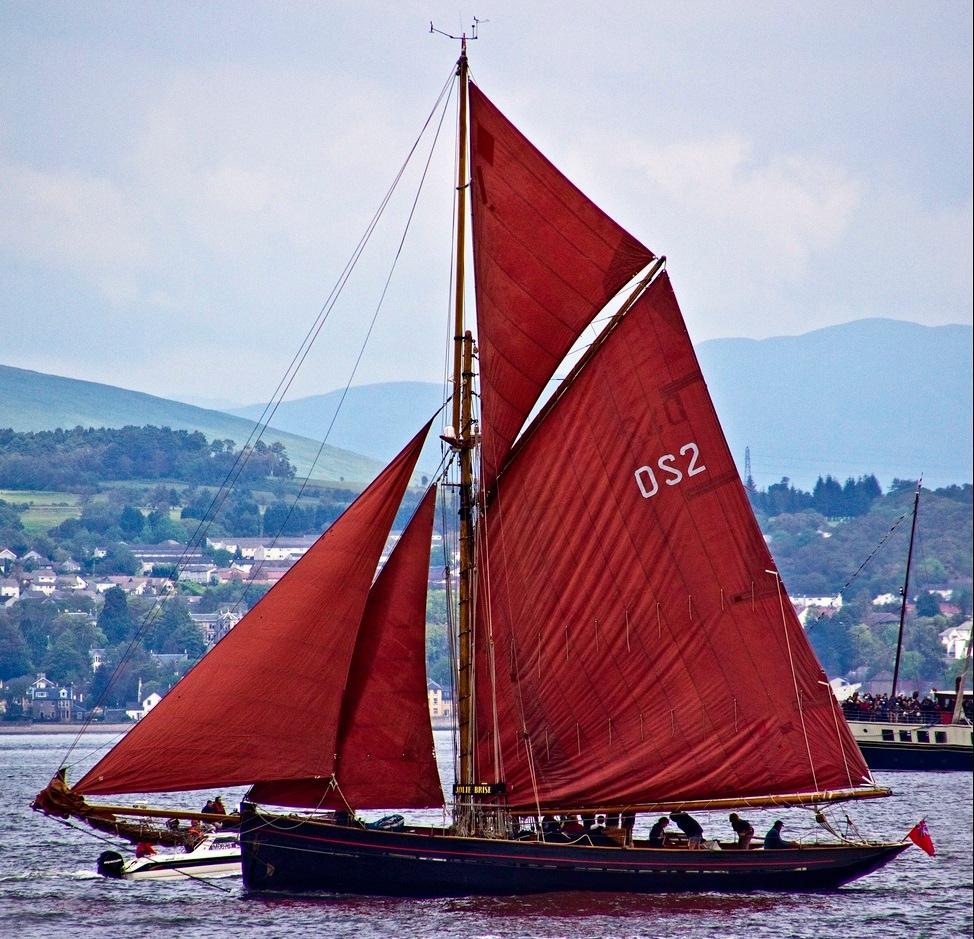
[0,426,295,490]
[747,473,884,518]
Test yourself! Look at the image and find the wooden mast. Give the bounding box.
[890,483,921,702]
[450,38,476,796]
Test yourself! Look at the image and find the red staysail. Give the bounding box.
[474,273,869,810]
[469,83,655,492]
[250,486,444,809]
[75,424,431,797]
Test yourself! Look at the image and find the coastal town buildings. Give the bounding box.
[23,673,86,721]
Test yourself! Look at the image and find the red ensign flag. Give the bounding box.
[907,820,936,857]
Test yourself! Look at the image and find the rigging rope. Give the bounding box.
[771,569,820,793]
[804,508,910,630]
[57,63,458,772]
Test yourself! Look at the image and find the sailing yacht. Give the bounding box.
[35,36,914,895]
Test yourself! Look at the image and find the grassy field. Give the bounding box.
[0,489,83,532]
[1,479,358,536]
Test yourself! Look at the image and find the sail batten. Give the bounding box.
[74,423,432,797]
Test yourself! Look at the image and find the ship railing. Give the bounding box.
[842,705,949,725]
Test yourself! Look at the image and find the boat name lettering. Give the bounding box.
[453,782,506,796]
[634,443,706,498]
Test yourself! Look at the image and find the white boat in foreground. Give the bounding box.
[96,831,240,881]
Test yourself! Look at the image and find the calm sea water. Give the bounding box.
[1,731,970,939]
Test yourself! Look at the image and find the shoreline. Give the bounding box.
[0,723,133,735]
[2,720,456,735]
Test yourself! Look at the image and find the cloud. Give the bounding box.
[638,135,861,276]
[0,159,149,304]
[547,129,868,340]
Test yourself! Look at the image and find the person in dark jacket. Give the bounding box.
[763,819,797,849]
[669,811,704,848]
[648,816,669,847]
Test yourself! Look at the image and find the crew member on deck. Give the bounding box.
[669,810,704,848]
[763,819,798,849]
[648,816,669,847]
[185,820,204,852]
[728,812,754,849]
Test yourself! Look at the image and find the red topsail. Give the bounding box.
[469,82,655,492]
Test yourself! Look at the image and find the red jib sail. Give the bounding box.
[74,423,431,797]
[469,82,655,492]
[474,273,869,810]
[250,485,444,809]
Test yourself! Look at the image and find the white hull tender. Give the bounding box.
[97,832,241,881]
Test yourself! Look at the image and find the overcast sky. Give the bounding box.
[1,1,971,407]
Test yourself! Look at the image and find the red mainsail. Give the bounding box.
[250,486,444,809]
[75,423,431,796]
[473,273,869,810]
[469,82,655,492]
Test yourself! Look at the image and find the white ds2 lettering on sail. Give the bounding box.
[634,442,706,498]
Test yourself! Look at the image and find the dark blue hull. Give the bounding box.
[858,741,973,771]
[240,805,907,897]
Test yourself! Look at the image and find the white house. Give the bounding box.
[207,536,317,562]
[56,574,88,591]
[940,621,972,660]
[126,692,163,721]
[0,577,20,602]
[829,677,861,702]
[791,594,842,609]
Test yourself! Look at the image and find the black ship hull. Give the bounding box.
[857,740,973,771]
[847,718,973,771]
[240,805,907,897]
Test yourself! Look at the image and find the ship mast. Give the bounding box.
[450,38,477,795]
[890,482,921,702]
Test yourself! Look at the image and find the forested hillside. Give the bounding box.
[0,363,383,483]
[0,426,295,490]
[746,478,972,691]
[1,433,970,711]
[753,480,972,599]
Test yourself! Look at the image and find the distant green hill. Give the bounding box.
[230,319,972,491]
[229,381,448,470]
[0,364,383,484]
[4,318,971,490]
